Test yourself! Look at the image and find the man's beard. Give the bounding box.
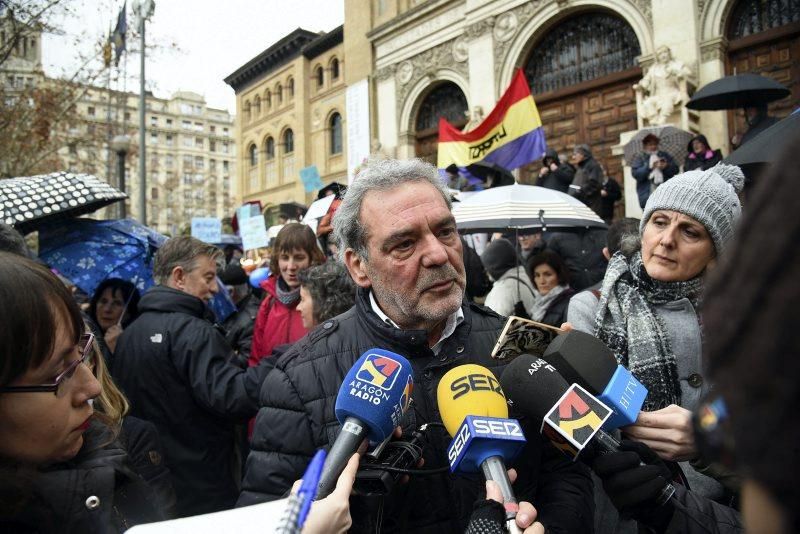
[368,263,464,330]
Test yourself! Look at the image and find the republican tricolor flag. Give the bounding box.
[438,69,546,175]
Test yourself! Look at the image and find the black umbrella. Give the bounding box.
[724,109,799,177]
[0,171,127,234]
[686,73,790,110]
[317,181,346,200]
[465,161,515,188]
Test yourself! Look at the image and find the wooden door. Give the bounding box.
[726,21,800,137]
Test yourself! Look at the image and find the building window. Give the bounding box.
[166,118,173,127]
[209,159,216,173]
[151,187,159,200]
[183,136,193,147]
[150,116,158,126]
[124,111,131,121]
[223,128,229,136]
[183,155,193,168]
[88,106,95,116]
[222,141,229,153]
[209,140,216,152]
[166,134,173,146]
[265,136,275,159]
[166,154,174,168]
[315,65,324,88]
[223,160,229,173]
[195,156,204,169]
[182,120,191,129]
[283,129,294,153]
[195,137,203,148]
[266,89,272,108]
[249,144,258,166]
[150,132,158,144]
[244,101,251,122]
[330,58,340,80]
[194,122,203,131]
[254,95,261,116]
[330,112,342,154]
[276,84,283,105]
[287,77,295,98]
[728,0,800,39]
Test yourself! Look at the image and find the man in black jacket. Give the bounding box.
[536,148,575,194]
[240,158,593,533]
[112,237,272,517]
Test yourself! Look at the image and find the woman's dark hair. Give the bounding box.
[703,133,800,531]
[298,261,356,325]
[0,252,83,388]
[269,223,326,276]
[527,250,570,288]
[88,278,141,330]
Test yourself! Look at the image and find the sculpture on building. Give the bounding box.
[463,105,484,132]
[633,45,692,126]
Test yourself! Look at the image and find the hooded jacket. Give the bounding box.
[536,148,575,193]
[112,285,269,517]
[571,147,604,217]
[249,275,307,365]
[684,135,722,172]
[239,288,594,533]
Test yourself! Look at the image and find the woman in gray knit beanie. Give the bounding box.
[566,162,744,504]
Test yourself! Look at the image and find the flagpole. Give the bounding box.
[138,12,146,226]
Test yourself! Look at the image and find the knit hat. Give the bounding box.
[640,163,745,254]
[480,238,518,280]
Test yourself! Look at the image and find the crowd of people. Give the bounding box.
[0,127,797,534]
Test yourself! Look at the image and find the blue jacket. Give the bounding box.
[631,151,679,208]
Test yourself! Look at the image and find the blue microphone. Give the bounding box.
[316,348,414,499]
[543,330,647,429]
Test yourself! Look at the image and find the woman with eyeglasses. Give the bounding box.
[0,252,165,533]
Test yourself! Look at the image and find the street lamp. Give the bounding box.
[111,134,131,219]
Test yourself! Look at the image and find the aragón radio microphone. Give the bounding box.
[316,348,414,499]
[543,330,648,430]
[499,354,675,506]
[437,364,526,534]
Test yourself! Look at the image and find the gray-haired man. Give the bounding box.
[113,236,271,517]
[240,159,592,532]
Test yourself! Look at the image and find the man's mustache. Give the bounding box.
[417,264,462,290]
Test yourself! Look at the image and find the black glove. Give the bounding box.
[465,499,507,534]
[592,440,675,530]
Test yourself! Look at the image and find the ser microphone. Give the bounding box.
[500,354,675,506]
[316,348,414,499]
[543,330,648,429]
[437,364,526,534]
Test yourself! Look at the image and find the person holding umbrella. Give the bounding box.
[732,103,779,148]
[631,133,679,208]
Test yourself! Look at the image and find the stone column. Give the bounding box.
[467,31,496,111]
[698,37,730,154]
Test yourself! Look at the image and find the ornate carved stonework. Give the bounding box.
[493,12,519,42]
[466,17,494,39]
[375,64,397,82]
[452,36,469,62]
[395,38,469,114]
[398,61,414,84]
[700,37,728,63]
[633,45,692,126]
[628,0,653,29]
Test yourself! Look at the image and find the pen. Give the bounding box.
[296,448,327,530]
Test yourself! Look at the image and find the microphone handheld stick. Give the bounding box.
[316,348,414,499]
[500,354,675,507]
[437,364,527,534]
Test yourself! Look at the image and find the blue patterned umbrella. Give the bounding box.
[39,218,236,321]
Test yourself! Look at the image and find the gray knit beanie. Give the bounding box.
[640,162,745,255]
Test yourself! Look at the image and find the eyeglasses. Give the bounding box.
[0,333,94,396]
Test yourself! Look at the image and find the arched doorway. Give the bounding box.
[520,11,642,195]
[725,0,800,137]
[414,82,468,166]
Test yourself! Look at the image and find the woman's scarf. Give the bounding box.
[276,276,301,306]
[530,284,568,322]
[592,251,703,410]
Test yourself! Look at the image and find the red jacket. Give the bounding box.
[248,276,307,366]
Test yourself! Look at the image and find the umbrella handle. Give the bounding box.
[538,210,547,232]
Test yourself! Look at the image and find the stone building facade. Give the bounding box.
[344,0,799,215]
[225,26,346,221]
[1,14,237,235]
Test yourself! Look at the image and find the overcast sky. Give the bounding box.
[43,0,344,113]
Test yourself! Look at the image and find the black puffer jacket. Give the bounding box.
[239,288,593,533]
[112,286,271,517]
[536,149,575,194]
[222,292,262,367]
[0,422,165,533]
[544,228,609,291]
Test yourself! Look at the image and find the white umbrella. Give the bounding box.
[452,183,605,233]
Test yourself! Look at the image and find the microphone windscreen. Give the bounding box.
[543,331,617,394]
[437,364,508,436]
[500,354,570,420]
[335,348,414,442]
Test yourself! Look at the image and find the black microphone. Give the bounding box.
[542,330,648,430]
[316,349,414,499]
[500,354,675,506]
